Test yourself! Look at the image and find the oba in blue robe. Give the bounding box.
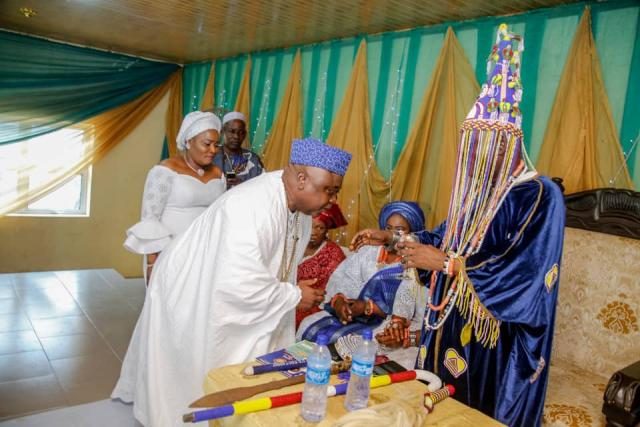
[416,176,565,426]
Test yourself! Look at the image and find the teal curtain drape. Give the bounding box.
[162,61,213,159]
[367,29,445,179]
[192,0,640,184]
[301,39,360,143]
[0,31,179,145]
[182,62,213,114]
[214,55,248,111]
[612,7,640,183]
[249,48,297,154]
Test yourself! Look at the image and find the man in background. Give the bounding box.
[213,111,264,188]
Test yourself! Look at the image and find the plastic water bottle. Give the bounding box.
[300,334,332,422]
[344,329,377,411]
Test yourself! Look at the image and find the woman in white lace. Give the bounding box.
[124,111,226,282]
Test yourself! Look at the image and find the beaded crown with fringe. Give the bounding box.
[426,24,537,348]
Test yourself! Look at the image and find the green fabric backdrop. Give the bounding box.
[183,0,639,185]
[183,62,213,114]
[0,31,178,145]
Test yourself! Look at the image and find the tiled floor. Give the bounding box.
[0,270,145,420]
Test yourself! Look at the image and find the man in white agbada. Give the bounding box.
[112,137,352,426]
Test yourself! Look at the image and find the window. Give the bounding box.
[0,126,93,217]
[12,167,92,217]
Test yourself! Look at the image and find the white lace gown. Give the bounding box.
[124,165,226,263]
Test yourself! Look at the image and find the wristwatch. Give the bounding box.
[442,257,450,275]
[409,330,419,347]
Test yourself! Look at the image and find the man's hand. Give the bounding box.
[397,242,447,271]
[350,229,393,252]
[226,177,240,187]
[145,252,159,287]
[299,278,319,288]
[145,264,153,286]
[297,279,324,311]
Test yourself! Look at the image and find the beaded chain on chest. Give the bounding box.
[279,212,300,282]
[224,151,250,174]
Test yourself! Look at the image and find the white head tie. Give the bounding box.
[176,111,221,151]
[222,111,247,126]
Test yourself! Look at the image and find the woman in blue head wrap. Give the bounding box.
[377,201,425,234]
[296,201,427,366]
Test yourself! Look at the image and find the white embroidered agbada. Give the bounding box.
[112,171,311,426]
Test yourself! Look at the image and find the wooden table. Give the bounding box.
[202,363,505,427]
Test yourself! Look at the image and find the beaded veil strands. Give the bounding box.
[423,24,535,348]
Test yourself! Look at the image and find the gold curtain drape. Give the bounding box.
[1,71,180,216]
[200,62,215,111]
[235,57,253,149]
[164,68,184,158]
[327,40,389,242]
[261,51,303,171]
[536,8,632,193]
[391,28,479,229]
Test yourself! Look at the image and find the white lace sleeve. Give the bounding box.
[123,166,175,254]
[410,284,428,330]
[390,280,428,331]
[392,280,421,320]
[325,246,378,301]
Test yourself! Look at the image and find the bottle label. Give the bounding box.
[351,359,374,377]
[306,365,330,385]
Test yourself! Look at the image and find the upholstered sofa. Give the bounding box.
[543,189,640,426]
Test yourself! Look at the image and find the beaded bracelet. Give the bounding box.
[448,253,458,276]
[364,299,374,316]
[442,253,457,276]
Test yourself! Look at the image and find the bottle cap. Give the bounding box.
[361,329,373,340]
[317,334,329,346]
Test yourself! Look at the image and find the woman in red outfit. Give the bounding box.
[295,204,348,329]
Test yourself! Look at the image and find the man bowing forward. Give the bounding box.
[113,137,352,427]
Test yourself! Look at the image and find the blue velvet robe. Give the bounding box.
[416,176,565,427]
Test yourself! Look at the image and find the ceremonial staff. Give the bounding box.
[183,370,443,423]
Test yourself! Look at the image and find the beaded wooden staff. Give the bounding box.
[189,359,352,408]
[183,370,442,423]
[424,384,455,413]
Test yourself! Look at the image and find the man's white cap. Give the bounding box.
[222,111,247,126]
